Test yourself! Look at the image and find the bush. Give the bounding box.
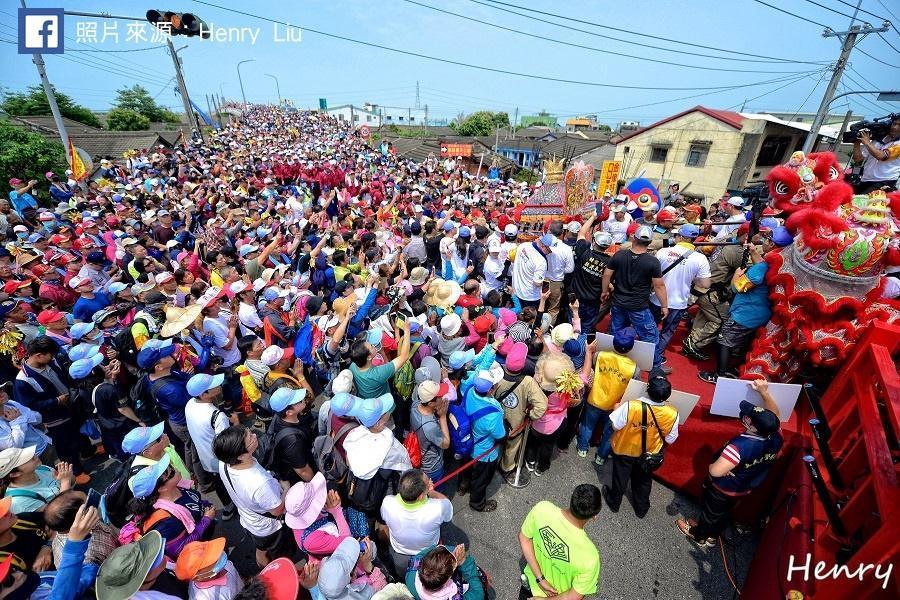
[0,122,68,197]
[107,108,150,131]
[1,85,102,128]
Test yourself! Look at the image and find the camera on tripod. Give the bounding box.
[842,112,899,143]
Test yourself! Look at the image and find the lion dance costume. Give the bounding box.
[742,151,900,381]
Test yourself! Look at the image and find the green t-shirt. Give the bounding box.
[349,362,396,399]
[521,501,600,598]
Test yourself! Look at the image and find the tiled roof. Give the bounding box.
[616,106,745,143]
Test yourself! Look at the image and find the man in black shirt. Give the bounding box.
[572,215,614,341]
[601,225,668,370]
[423,220,442,270]
[268,387,316,484]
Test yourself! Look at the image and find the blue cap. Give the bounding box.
[68,352,104,379]
[186,373,224,397]
[67,343,101,362]
[349,392,395,428]
[0,299,20,318]
[70,322,96,341]
[330,392,358,417]
[136,340,177,370]
[269,387,308,413]
[128,452,171,499]
[122,422,166,454]
[239,244,259,258]
[458,226,471,238]
[678,224,700,238]
[613,329,636,353]
[366,328,383,347]
[759,217,779,231]
[27,233,44,243]
[449,349,476,371]
[108,282,128,295]
[539,233,556,247]
[262,287,280,302]
[473,376,494,395]
[442,221,456,232]
[771,226,793,247]
[562,336,587,370]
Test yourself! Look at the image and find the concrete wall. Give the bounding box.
[614,112,744,201]
[326,106,381,127]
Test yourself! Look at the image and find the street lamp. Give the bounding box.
[236,59,256,105]
[219,82,227,103]
[265,74,282,105]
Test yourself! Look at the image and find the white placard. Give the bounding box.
[621,379,701,425]
[595,333,655,372]
[709,377,801,422]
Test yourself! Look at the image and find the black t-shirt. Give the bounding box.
[606,248,661,311]
[150,570,189,598]
[571,240,610,301]
[272,415,315,484]
[424,235,441,269]
[93,381,131,431]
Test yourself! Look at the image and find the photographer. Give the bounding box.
[852,115,900,193]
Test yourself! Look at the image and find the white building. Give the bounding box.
[325,104,381,127]
[364,103,427,126]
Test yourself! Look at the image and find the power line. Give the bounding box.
[472,0,828,64]
[857,47,900,67]
[831,0,890,22]
[783,72,827,124]
[749,0,833,29]
[400,0,811,73]
[67,44,168,53]
[801,0,865,22]
[877,32,900,53]
[191,1,820,91]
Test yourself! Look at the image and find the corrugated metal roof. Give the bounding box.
[541,136,611,159]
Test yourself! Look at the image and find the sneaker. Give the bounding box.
[698,371,719,384]
[470,500,497,513]
[525,461,536,472]
[577,449,587,458]
[601,485,619,512]
[676,518,715,548]
[594,455,605,466]
[660,365,673,375]
[682,339,709,361]
[534,467,545,477]
[74,473,91,486]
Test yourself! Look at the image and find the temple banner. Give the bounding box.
[440,142,473,157]
[597,160,621,197]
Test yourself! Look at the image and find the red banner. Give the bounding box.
[440,142,473,157]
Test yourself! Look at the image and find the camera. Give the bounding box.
[842,112,899,143]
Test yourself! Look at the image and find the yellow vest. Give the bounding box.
[588,351,636,410]
[610,400,678,458]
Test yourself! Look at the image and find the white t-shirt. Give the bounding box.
[603,215,632,243]
[651,245,712,309]
[185,399,229,473]
[380,494,453,555]
[482,255,505,293]
[545,239,574,282]
[511,242,547,302]
[711,213,746,241]
[219,462,283,537]
[203,316,241,368]
[238,301,263,336]
[861,138,900,182]
[188,561,243,600]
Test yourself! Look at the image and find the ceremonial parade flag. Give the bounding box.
[68,140,87,181]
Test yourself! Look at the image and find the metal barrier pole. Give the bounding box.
[505,421,531,488]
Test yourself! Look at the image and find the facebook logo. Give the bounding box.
[18,8,65,54]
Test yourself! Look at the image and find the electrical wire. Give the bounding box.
[877,32,900,53]
[832,0,890,22]
[399,0,811,73]
[67,44,168,53]
[782,72,828,124]
[473,0,828,64]
[856,47,900,68]
[801,0,866,22]
[749,0,834,29]
[190,0,821,91]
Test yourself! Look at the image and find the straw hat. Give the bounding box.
[535,352,575,393]
[424,279,461,308]
[159,304,203,338]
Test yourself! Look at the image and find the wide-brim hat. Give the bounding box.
[284,472,328,529]
[96,530,163,600]
[160,304,203,338]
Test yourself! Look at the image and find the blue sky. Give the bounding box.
[1,0,898,127]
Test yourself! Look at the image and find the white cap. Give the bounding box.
[566,222,581,234]
[727,196,745,207]
[503,224,518,236]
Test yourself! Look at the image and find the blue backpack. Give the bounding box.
[448,402,500,457]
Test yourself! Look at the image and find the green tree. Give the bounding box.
[107,108,150,131]
[1,85,101,128]
[113,85,180,123]
[0,122,68,196]
[454,111,511,136]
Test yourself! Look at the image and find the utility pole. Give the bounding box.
[424,104,428,133]
[22,0,70,158]
[803,1,889,152]
[237,59,255,105]
[167,38,202,142]
[415,80,420,109]
[513,107,518,139]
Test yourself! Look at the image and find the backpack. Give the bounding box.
[128,374,169,424]
[312,421,358,483]
[448,403,501,457]
[393,342,421,402]
[346,467,399,515]
[104,455,143,527]
[403,421,427,469]
[113,319,147,366]
[253,419,304,472]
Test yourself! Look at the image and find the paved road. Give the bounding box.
[87,434,754,600]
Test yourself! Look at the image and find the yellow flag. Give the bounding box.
[69,141,87,182]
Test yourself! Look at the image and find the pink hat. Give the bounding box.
[284,472,328,529]
[498,308,517,326]
[505,342,528,372]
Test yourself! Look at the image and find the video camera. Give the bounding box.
[742,184,769,238]
[842,112,899,143]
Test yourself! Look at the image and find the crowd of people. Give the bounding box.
[0,104,805,599]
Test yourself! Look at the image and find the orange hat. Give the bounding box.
[0,496,12,519]
[174,538,227,582]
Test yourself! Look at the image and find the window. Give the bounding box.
[686,144,709,167]
[386,115,392,121]
[399,116,404,121]
[649,146,668,163]
[353,114,359,122]
[409,117,415,122]
[337,114,344,121]
[756,135,792,166]
[366,115,372,122]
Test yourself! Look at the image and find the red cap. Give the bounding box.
[37,309,65,325]
[2,279,30,294]
[49,234,70,245]
[30,263,54,277]
[473,313,496,334]
[257,558,298,600]
[737,222,751,236]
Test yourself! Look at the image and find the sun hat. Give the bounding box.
[174,537,227,583]
[122,422,166,455]
[284,472,328,529]
[159,304,203,338]
[186,373,225,398]
[96,531,164,600]
[269,387,308,413]
[440,313,462,337]
[408,266,430,286]
[0,445,36,478]
[128,452,171,499]
[318,537,361,599]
